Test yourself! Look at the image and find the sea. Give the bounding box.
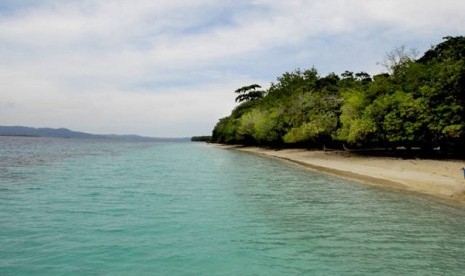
[1,136,465,275]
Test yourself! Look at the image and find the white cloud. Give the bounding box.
[1,0,464,136]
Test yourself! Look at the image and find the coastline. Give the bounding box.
[212,144,465,202]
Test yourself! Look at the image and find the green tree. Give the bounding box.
[235,84,265,103]
[372,91,428,147]
[416,36,465,151]
[212,36,465,156]
[338,88,377,144]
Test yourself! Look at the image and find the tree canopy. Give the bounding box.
[234,84,266,103]
[211,36,465,156]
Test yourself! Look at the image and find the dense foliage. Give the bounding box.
[191,136,212,142]
[211,36,465,155]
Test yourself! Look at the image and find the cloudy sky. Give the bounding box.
[1,0,464,137]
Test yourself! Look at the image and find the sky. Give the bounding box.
[1,0,464,137]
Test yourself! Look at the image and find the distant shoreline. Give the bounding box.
[212,144,465,203]
[0,134,40,137]
[0,126,189,142]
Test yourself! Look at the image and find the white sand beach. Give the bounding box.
[214,145,465,202]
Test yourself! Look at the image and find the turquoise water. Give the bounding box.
[1,137,465,275]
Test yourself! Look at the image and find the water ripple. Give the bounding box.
[1,139,465,275]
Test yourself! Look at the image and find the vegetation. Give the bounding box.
[191,136,212,142]
[211,36,465,156]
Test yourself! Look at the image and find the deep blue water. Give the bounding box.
[1,136,465,275]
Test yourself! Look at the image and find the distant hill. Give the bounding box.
[0,126,188,142]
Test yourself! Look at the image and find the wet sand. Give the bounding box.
[214,145,465,201]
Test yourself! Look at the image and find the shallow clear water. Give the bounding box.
[1,137,465,275]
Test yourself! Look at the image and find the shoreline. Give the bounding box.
[212,144,465,202]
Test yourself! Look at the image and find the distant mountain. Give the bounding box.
[0,126,188,142]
